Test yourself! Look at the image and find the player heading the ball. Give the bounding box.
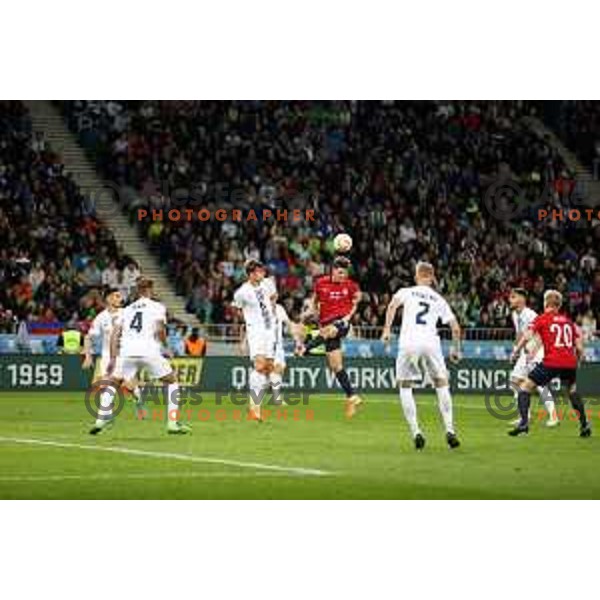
[297,255,363,419]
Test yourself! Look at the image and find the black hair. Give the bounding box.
[332,255,351,270]
[104,287,120,298]
[511,287,528,299]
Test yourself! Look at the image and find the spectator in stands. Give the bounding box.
[122,260,140,299]
[102,259,120,288]
[185,327,207,357]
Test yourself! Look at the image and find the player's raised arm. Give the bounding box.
[382,294,402,342]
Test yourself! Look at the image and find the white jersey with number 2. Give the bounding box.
[394,285,456,347]
[119,298,167,357]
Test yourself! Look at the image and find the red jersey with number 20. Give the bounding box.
[530,311,579,369]
[314,276,360,325]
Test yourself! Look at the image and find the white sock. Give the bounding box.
[270,372,283,405]
[167,382,181,427]
[436,385,454,434]
[538,386,556,420]
[399,387,420,437]
[132,386,141,402]
[249,370,268,414]
[95,387,115,426]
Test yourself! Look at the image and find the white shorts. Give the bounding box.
[117,355,173,381]
[510,354,535,381]
[274,340,286,367]
[396,343,448,383]
[247,327,276,361]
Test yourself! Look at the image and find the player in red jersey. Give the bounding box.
[509,289,591,437]
[298,256,363,418]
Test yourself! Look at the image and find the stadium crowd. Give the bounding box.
[60,100,600,335]
[0,101,142,334]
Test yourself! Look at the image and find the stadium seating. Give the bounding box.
[0,101,133,336]
[59,101,599,335]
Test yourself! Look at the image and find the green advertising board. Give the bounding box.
[1,355,598,397]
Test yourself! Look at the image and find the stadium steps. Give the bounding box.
[524,116,600,207]
[24,100,200,327]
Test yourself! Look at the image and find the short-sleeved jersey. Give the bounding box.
[314,275,360,325]
[529,311,579,369]
[275,304,290,343]
[119,297,167,357]
[233,280,277,331]
[393,285,455,345]
[89,308,122,357]
[512,307,543,360]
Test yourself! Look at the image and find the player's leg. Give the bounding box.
[508,366,548,436]
[89,380,120,434]
[249,356,272,420]
[426,348,460,449]
[564,376,591,438]
[510,355,531,425]
[538,385,558,426]
[326,345,362,418]
[151,357,189,434]
[271,362,285,406]
[89,359,135,434]
[396,351,424,449]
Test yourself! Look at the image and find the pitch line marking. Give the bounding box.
[0,472,290,483]
[0,437,332,477]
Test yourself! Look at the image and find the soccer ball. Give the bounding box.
[333,233,353,253]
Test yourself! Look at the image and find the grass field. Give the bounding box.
[0,390,598,499]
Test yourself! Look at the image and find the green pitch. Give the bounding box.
[0,391,597,499]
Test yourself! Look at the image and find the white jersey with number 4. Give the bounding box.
[119,298,167,357]
[89,308,122,358]
[394,285,456,347]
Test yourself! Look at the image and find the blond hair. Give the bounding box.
[544,289,563,308]
[415,261,435,279]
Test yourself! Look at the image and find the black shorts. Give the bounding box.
[324,319,350,353]
[528,363,577,388]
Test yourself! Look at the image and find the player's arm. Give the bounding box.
[575,325,584,361]
[448,318,462,363]
[107,322,122,375]
[381,294,402,343]
[238,323,247,356]
[512,328,534,361]
[342,286,361,324]
[156,319,173,358]
[82,316,100,368]
[82,330,95,369]
[301,293,319,323]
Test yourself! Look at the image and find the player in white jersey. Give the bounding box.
[509,288,557,426]
[83,288,123,378]
[232,260,278,420]
[89,278,189,435]
[382,262,462,450]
